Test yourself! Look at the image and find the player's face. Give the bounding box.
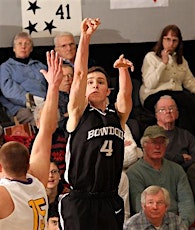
[47,217,60,230]
[86,71,110,106]
[13,37,33,59]
[59,65,73,93]
[142,190,167,221]
[47,163,60,189]
[55,35,76,62]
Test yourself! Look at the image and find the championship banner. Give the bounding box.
[21,0,82,38]
[110,0,169,9]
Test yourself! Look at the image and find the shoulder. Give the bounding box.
[163,158,185,172]
[124,212,145,229]
[1,58,14,67]
[179,127,195,138]
[165,212,187,227]
[171,126,195,140]
[0,185,13,210]
[126,159,143,175]
[165,211,181,219]
[181,56,189,64]
[29,59,47,68]
[144,51,156,59]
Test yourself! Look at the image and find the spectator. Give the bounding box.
[46,159,65,204]
[119,124,143,222]
[0,32,47,126]
[54,32,76,67]
[124,185,188,230]
[118,123,143,223]
[0,50,63,229]
[155,95,195,199]
[33,103,67,183]
[118,171,130,222]
[54,31,96,68]
[139,24,195,135]
[123,123,143,170]
[126,125,195,227]
[47,201,60,230]
[58,64,74,130]
[58,18,134,230]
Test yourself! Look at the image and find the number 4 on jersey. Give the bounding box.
[100,140,113,156]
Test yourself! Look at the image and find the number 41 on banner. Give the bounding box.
[21,0,82,38]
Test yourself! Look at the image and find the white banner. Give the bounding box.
[110,0,169,9]
[21,0,82,38]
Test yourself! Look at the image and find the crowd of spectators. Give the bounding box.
[0,19,195,230]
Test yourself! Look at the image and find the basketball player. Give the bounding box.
[0,50,63,229]
[59,18,134,230]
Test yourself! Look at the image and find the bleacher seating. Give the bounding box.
[1,40,195,141]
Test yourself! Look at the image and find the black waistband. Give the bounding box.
[69,189,117,199]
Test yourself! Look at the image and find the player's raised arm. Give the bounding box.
[114,54,134,130]
[67,18,101,132]
[29,50,63,187]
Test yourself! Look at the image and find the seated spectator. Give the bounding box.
[33,103,67,182]
[47,201,60,230]
[139,24,195,136]
[54,31,96,68]
[126,125,195,227]
[124,185,188,230]
[0,50,63,228]
[118,123,143,222]
[46,159,66,204]
[54,32,77,67]
[155,95,195,197]
[0,32,47,126]
[58,64,73,130]
[123,123,143,170]
[118,170,130,222]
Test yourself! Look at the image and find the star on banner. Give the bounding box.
[21,0,82,38]
[24,21,38,34]
[27,0,41,15]
[43,20,57,34]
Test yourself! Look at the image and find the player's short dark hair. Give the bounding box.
[88,66,111,88]
[48,201,59,220]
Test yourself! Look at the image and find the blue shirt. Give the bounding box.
[0,58,47,115]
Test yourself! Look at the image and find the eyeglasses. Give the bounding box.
[156,106,177,114]
[15,42,32,47]
[146,139,166,146]
[146,200,165,207]
[163,37,179,44]
[62,73,73,79]
[49,169,59,175]
[58,43,76,49]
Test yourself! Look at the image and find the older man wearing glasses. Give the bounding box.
[155,95,195,200]
[126,125,195,228]
[124,185,188,230]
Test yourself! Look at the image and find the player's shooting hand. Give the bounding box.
[82,18,101,36]
[113,54,134,72]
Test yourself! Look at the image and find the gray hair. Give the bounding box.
[154,95,178,113]
[33,102,45,125]
[33,102,60,128]
[140,134,169,148]
[54,32,75,46]
[13,32,33,47]
[141,185,170,208]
